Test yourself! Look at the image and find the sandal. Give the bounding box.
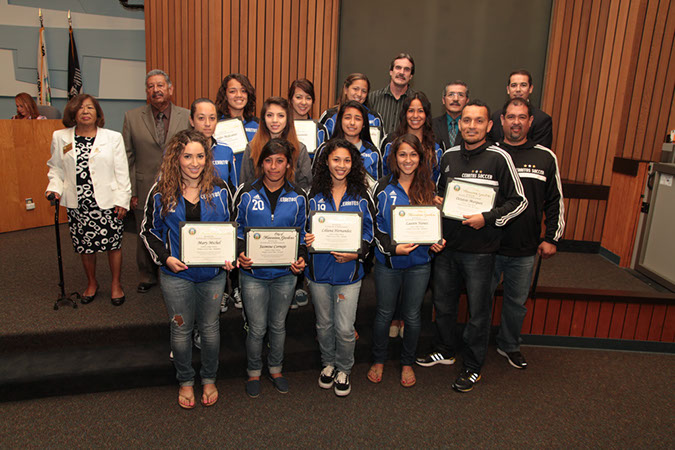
[367,364,383,384]
[178,386,195,409]
[400,366,416,388]
[201,384,218,407]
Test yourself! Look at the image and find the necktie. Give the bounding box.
[156,112,166,145]
[448,121,457,146]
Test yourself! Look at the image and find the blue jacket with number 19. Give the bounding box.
[305,190,376,285]
[233,178,308,280]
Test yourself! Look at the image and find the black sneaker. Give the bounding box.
[318,365,336,389]
[497,348,527,369]
[452,369,481,393]
[334,371,351,397]
[415,351,456,367]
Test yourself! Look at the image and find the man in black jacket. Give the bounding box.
[492,98,565,369]
[431,80,469,149]
[488,70,552,149]
[421,99,527,393]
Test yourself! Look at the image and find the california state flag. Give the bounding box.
[37,21,52,105]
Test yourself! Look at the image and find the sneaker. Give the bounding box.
[334,371,351,397]
[416,351,456,367]
[452,369,481,393]
[318,365,336,389]
[193,329,201,350]
[294,289,309,307]
[220,292,230,313]
[289,297,299,310]
[232,287,243,309]
[497,348,528,369]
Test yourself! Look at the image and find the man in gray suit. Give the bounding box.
[123,69,190,293]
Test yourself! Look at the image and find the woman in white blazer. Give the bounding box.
[46,94,132,306]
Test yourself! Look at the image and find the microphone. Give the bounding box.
[47,193,55,201]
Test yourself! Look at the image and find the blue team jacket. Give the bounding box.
[211,140,237,186]
[234,178,308,280]
[141,184,232,283]
[373,174,434,269]
[305,191,376,285]
[320,106,383,138]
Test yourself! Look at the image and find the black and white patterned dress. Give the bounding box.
[67,134,124,254]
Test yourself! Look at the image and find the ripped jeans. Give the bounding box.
[308,280,362,374]
[160,270,226,386]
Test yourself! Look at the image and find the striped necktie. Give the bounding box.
[448,120,457,146]
[156,112,166,145]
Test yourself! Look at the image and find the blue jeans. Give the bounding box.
[240,273,295,377]
[308,279,362,374]
[372,262,431,366]
[492,254,535,352]
[432,249,495,373]
[160,270,226,387]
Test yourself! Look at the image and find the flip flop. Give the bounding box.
[178,387,195,409]
[201,385,219,407]
[400,367,416,388]
[367,364,383,384]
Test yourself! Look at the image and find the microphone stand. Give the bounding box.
[49,194,79,310]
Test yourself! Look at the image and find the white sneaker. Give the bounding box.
[318,365,336,389]
[232,287,243,309]
[294,289,309,307]
[334,371,351,397]
[193,329,201,350]
[221,292,230,313]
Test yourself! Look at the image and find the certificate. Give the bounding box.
[441,178,498,221]
[214,118,248,154]
[309,211,363,253]
[391,206,442,245]
[179,222,237,266]
[246,227,299,266]
[295,120,318,154]
[369,127,382,150]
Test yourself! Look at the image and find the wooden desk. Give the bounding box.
[0,120,66,233]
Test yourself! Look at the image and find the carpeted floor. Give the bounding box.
[1,346,673,448]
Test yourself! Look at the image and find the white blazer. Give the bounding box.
[46,127,132,210]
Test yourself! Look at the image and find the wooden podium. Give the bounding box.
[0,120,66,233]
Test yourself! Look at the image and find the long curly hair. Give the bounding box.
[215,73,257,121]
[333,101,373,145]
[156,129,217,217]
[310,138,368,201]
[249,97,301,169]
[392,91,437,171]
[387,134,435,206]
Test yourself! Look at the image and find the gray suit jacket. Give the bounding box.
[122,103,190,210]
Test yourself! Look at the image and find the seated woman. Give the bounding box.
[234,138,308,398]
[381,91,443,183]
[314,101,381,186]
[45,94,131,305]
[305,138,375,397]
[288,78,328,161]
[369,134,445,388]
[141,129,234,409]
[318,73,383,142]
[12,92,47,120]
[215,73,258,178]
[239,97,312,191]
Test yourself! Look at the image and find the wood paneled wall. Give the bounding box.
[543,0,675,244]
[144,0,340,118]
[0,120,66,233]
